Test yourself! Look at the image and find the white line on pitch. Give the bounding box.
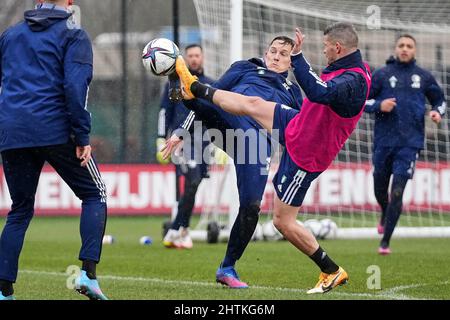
[20,270,430,300]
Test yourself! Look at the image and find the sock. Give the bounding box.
[0,280,13,297]
[309,247,339,274]
[222,256,236,269]
[191,82,217,103]
[82,260,97,280]
[222,205,261,269]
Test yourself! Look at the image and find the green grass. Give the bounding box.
[1,216,450,300]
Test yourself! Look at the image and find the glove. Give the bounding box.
[156,138,171,164]
[213,147,229,165]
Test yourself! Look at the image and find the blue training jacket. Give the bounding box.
[365,57,447,149]
[0,5,93,152]
[179,57,303,132]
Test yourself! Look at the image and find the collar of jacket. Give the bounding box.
[323,49,364,74]
[386,56,417,69]
[190,69,204,77]
[249,57,289,78]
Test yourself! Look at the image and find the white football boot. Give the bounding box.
[163,229,181,248]
[177,227,194,249]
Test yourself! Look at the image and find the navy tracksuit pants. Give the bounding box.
[172,163,208,230]
[185,99,270,267]
[0,141,107,282]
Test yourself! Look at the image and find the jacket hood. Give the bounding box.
[386,55,417,68]
[24,8,72,32]
[190,69,205,77]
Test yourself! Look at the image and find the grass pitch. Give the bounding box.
[1,216,449,300]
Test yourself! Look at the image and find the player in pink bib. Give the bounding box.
[174,23,371,294]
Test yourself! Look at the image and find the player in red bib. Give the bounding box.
[173,23,371,294]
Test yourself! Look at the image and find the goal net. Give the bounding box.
[193,0,450,238]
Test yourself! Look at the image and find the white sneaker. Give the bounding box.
[163,229,181,248]
[178,227,193,249]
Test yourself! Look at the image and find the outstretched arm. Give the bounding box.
[291,29,367,117]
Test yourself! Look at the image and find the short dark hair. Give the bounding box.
[270,36,295,48]
[396,34,416,44]
[324,22,359,48]
[185,44,203,53]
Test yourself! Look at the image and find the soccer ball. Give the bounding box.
[142,38,180,76]
[102,235,115,245]
[303,219,323,239]
[139,236,153,245]
[262,220,283,241]
[319,219,338,240]
[251,223,264,241]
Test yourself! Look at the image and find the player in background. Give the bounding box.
[0,0,108,300]
[158,44,215,249]
[164,36,303,289]
[365,35,446,255]
[174,23,371,294]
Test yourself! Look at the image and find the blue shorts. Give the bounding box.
[273,150,321,207]
[272,104,321,207]
[373,146,420,179]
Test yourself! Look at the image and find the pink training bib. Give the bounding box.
[284,64,372,172]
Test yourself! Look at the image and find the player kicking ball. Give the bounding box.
[171,23,372,294]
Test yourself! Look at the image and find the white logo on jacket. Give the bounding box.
[411,74,421,89]
[389,76,398,88]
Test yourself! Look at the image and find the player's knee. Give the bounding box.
[239,203,260,217]
[273,215,287,235]
[186,176,202,189]
[8,197,35,222]
[238,204,261,227]
[391,187,405,202]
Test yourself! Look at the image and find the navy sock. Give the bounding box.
[172,173,202,231]
[309,247,339,274]
[82,260,97,280]
[222,205,260,268]
[222,256,236,269]
[191,82,217,103]
[0,280,13,297]
[170,218,182,231]
[381,175,409,247]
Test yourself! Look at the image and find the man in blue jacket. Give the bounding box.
[366,34,446,255]
[157,44,214,250]
[0,0,107,300]
[163,36,303,288]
